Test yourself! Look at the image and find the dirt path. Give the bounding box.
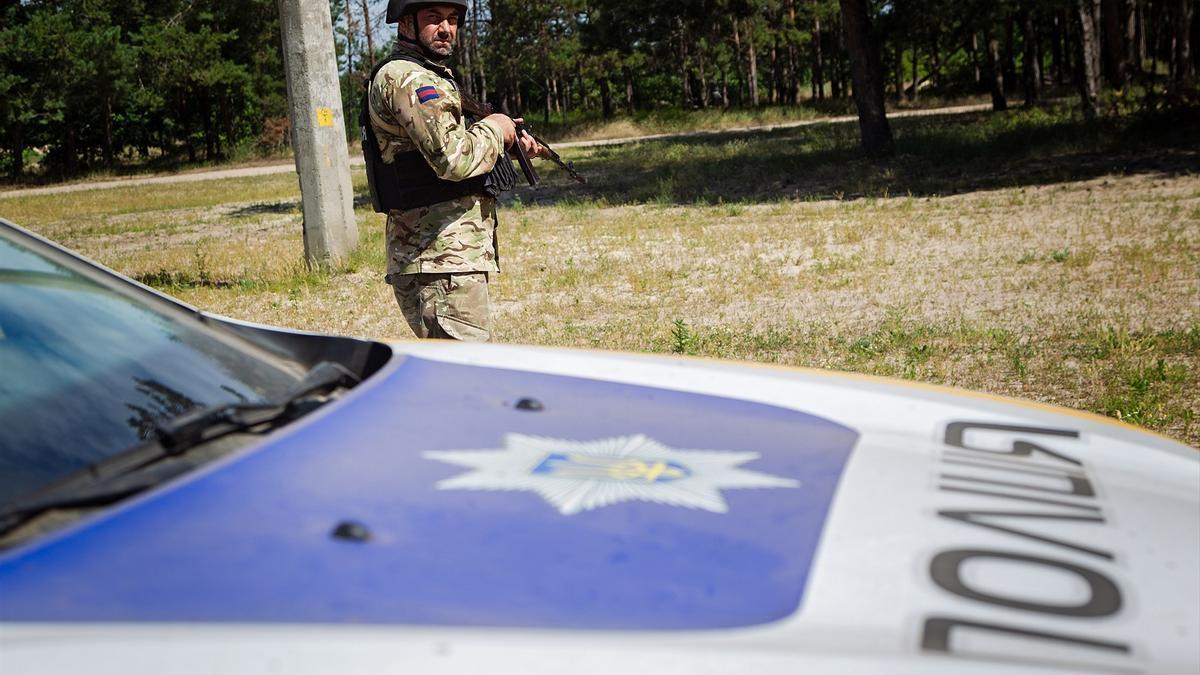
[0,104,990,200]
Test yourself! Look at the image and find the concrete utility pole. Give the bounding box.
[278,0,359,268]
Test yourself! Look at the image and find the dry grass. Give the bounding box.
[3,105,1197,445]
[495,175,1198,442]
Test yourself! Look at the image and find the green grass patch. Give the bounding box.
[640,316,1197,442]
[2,174,304,232]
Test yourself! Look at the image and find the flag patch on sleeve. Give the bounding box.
[416,86,441,103]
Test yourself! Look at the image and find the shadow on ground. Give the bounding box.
[228,201,297,217]
[229,195,378,217]
[498,107,1200,207]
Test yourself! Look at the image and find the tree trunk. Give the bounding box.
[929,31,942,89]
[1151,0,1162,78]
[576,59,587,110]
[343,2,356,75]
[203,94,216,161]
[1076,0,1103,119]
[359,0,376,66]
[787,39,798,104]
[770,34,779,104]
[1069,7,1081,83]
[1194,4,1199,75]
[832,12,846,98]
[1052,11,1067,85]
[624,66,635,114]
[911,44,920,101]
[1194,2,1200,75]
[475,1,487,101]
[1023,10,1043,105]
[215,95,225,158]
[1177,0,1195,82]
[1131,0,1145,74]
[838,0,894,156]
[680,29,693,108]
[539,22,552,123]
[103,95,115,168]
[1004,15,1018,94]
[987,30,1008,111]
[748,23,760,106]
[600,77,613,119]
[840,12,851,98]
[1103,0,1129,87]
[970,33,981,84]
[894,42,904,102]
[1136,0,1147,69]
[460,4,474,96]
[813,15,826,100]
[9,124,24,179]
[732,17,746,106]
[63,123,79,173]
[222,92,235,156]
[787,0,799,103]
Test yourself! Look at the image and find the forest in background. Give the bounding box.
[1,0,1196,181]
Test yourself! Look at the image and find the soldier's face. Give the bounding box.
[408,7,460,58]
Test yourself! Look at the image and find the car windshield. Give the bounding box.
[0,229,306,508]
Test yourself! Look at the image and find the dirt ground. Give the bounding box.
[4,108,1197,446]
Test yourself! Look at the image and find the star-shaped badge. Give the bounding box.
[424,434,800,515]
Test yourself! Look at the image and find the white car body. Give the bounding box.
[3,341,1196,674]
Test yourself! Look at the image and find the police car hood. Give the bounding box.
[1,343,1197,674]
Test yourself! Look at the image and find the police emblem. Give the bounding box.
[424,434,800,515]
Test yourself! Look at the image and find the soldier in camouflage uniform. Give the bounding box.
[369,0,543,341]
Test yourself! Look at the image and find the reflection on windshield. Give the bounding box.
[0,236,304,506]
[125,378,204,440]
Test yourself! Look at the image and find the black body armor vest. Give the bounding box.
[360,52,515,213]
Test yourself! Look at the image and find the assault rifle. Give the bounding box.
[460,93,586,187]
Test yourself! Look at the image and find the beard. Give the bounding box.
[420,30,454,59]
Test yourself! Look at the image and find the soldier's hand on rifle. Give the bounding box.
[514,123,546,159]
[485,113,518,148]
[487,115,544,159]
[502,117,543,159]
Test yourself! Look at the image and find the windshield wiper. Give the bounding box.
[0,362,360,539]
[147,360,359,456]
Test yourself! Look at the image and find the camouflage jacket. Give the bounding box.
[368,44,506,275]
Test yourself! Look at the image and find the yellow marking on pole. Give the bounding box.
[316,107,334,127]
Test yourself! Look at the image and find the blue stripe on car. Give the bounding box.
[0,356,857,629]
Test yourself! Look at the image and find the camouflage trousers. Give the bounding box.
[388,272,492,342]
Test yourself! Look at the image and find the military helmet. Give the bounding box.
[386,0,468,24]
